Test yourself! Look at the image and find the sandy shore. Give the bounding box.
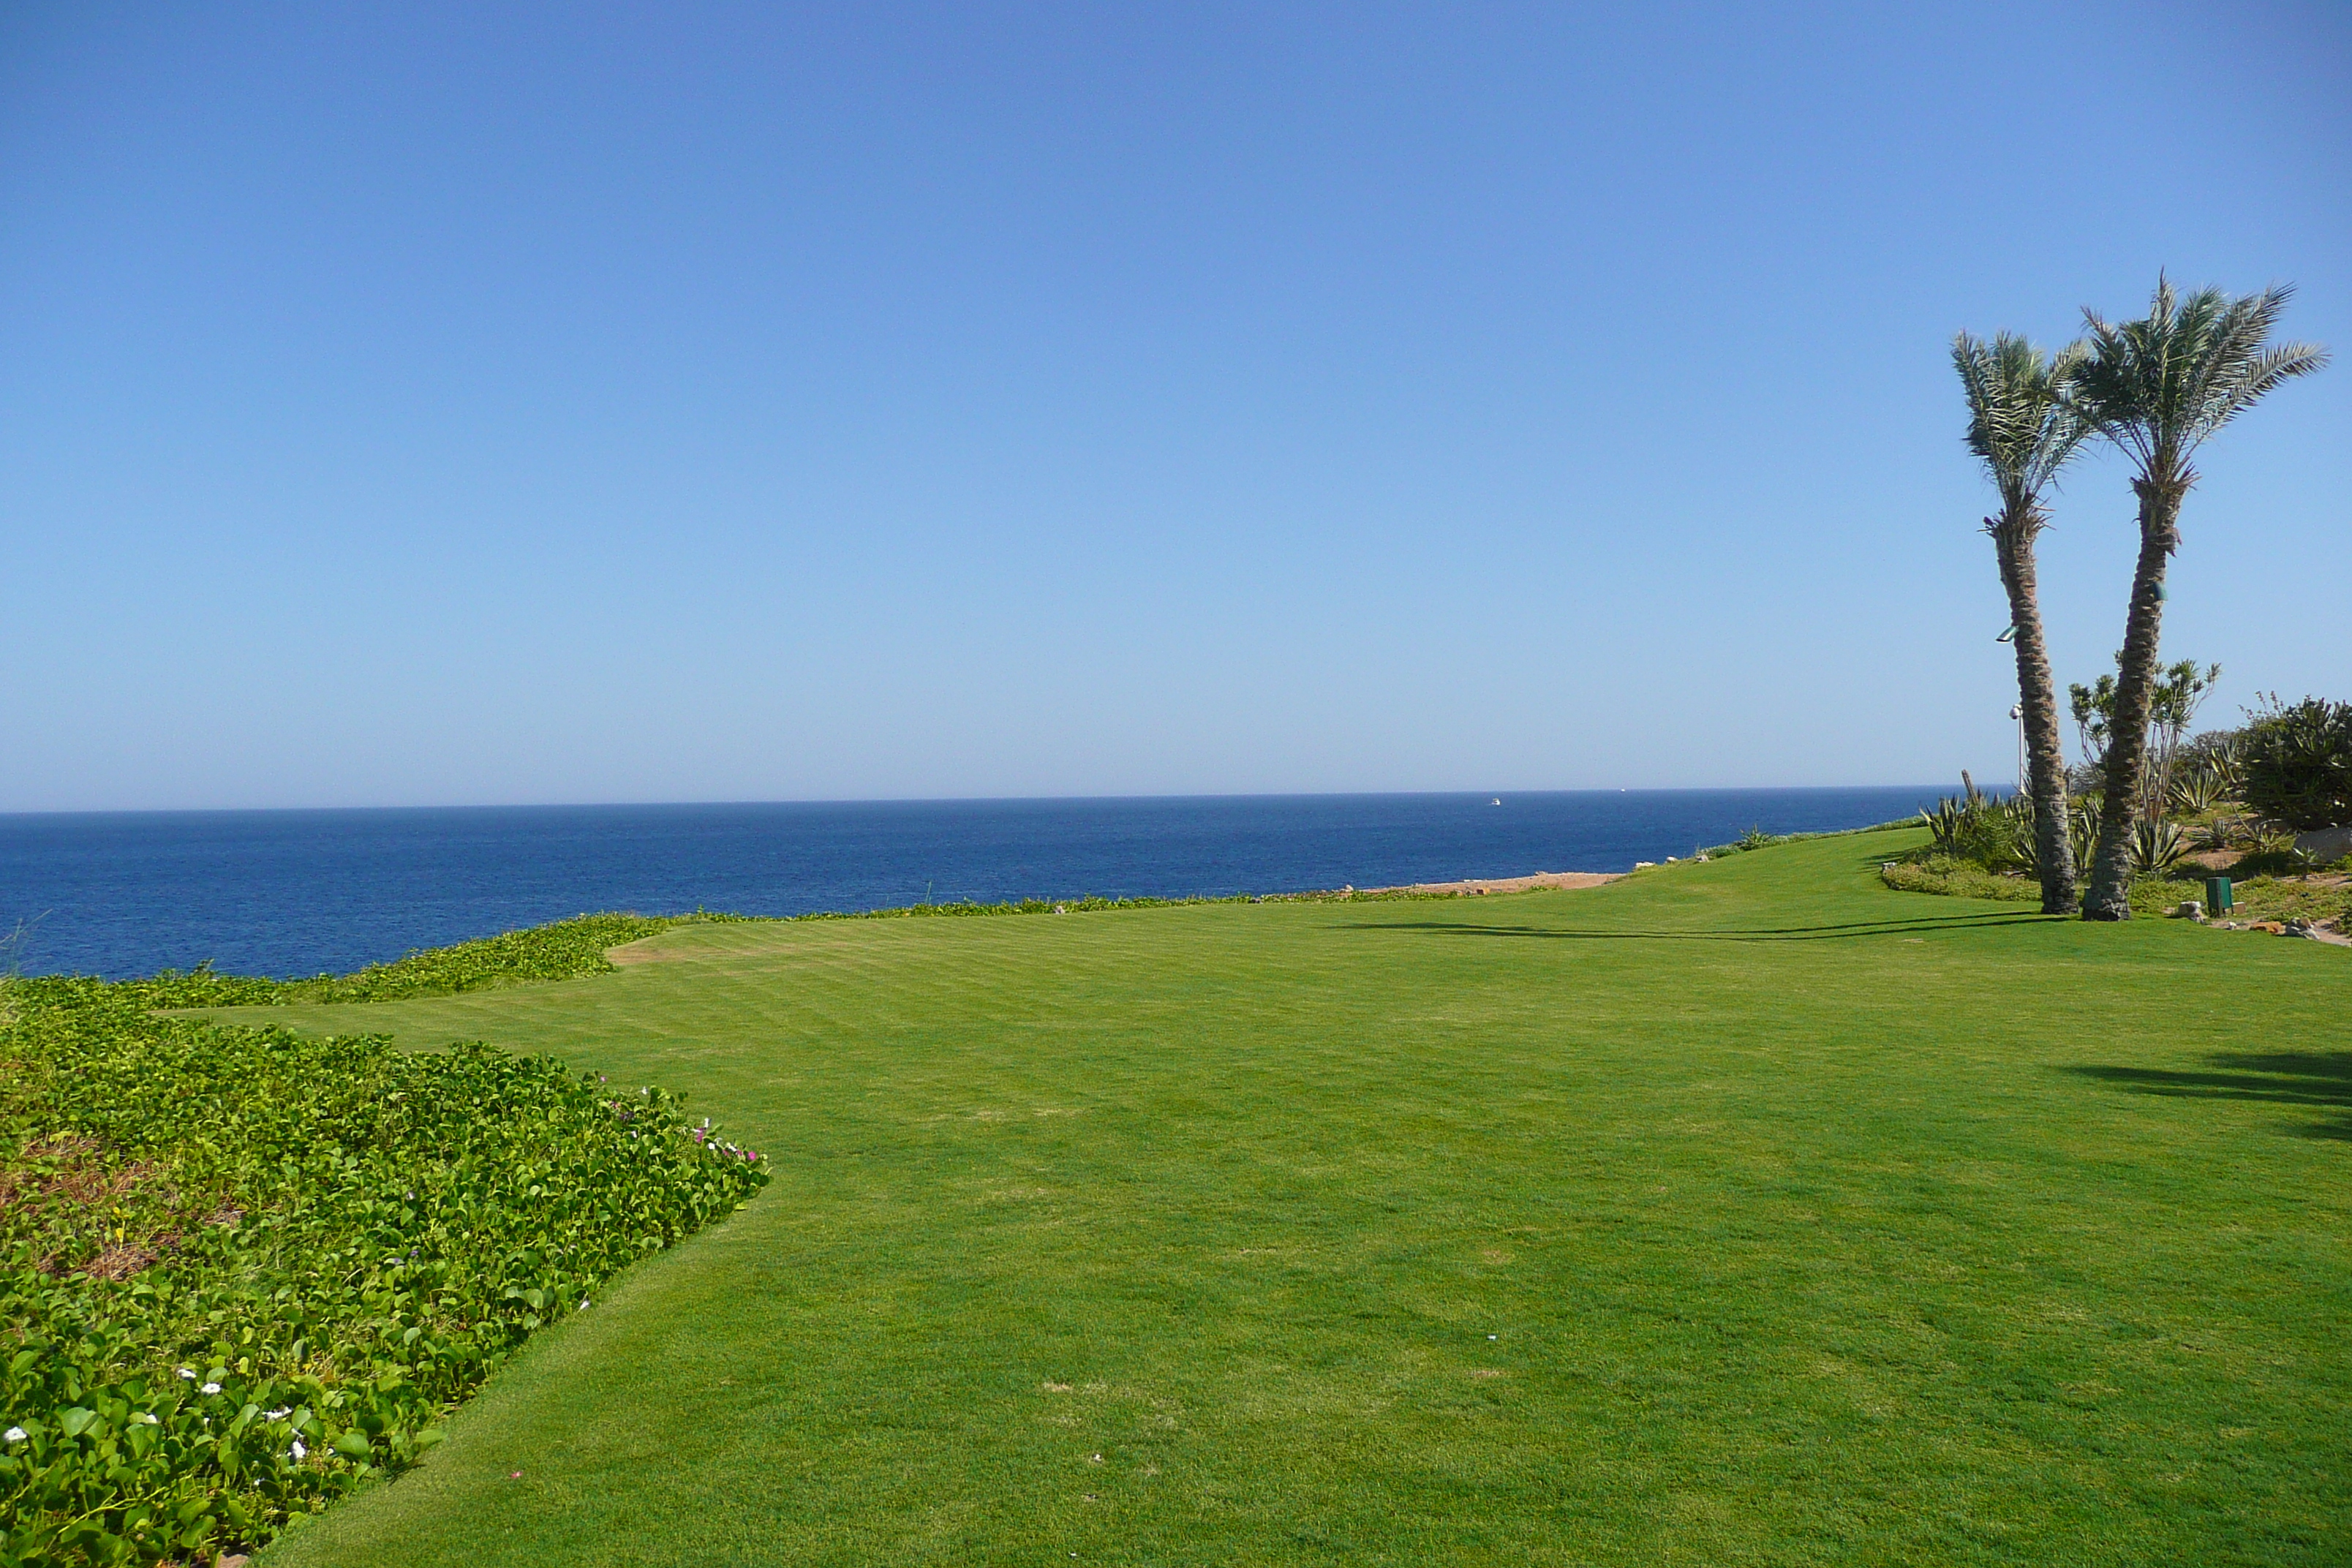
[1366,870,1621,897]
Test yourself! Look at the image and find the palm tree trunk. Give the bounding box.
[1993,514,2076,913]
[2083,476,2186,919]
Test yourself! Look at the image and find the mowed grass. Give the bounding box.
[229,829,2349,1567]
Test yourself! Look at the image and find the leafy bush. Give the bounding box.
[280,913,707,1002]
[0,980,768,1566]
[2227,847,2315,880]
[1885,844,2202,914]
[2239,696,2352,832]
[1880,855,2040,902]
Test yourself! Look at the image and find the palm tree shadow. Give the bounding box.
[2064,1051,2352,1142]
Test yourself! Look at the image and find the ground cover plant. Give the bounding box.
[0,977,768,1566]
[162,830,2352,1567]
[139,894,1457,1019]
[1877,852,2038,903]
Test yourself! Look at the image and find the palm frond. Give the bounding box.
[2067,274,2331,475]
[1951,329,2088,527]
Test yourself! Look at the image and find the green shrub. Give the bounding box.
[2228,847,2313,880]
[1880,855,2040,902]
[1918,786,2034,873]
[2239,696,2352,831]
[0,980,768,1565]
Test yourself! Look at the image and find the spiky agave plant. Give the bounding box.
[1921,796,1969,853]
[2070,794,2103,875]
[1999,793,2040,873]
[2168,761,2226,817]
[1953,331,2091,913]
[2065,276,2328,918]
[2128,817,2190,877]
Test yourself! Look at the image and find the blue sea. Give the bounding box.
[0,790,1937,980]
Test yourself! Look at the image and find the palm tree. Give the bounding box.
[2065,276,2328,919]
[1952,331,2089,913]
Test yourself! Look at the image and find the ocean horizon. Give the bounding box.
[1,788,1943,980]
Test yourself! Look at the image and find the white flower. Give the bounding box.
[177,1367,197,1379]
[290,1438,306,1460]
[134,1411,159,1425]
[264,1407,291,1421]
[200,1382,222,1395]
[3,1426,25,1443]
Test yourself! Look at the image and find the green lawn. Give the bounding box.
[229,828,2348,1567]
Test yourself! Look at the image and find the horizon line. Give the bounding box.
[0,783,1963,821]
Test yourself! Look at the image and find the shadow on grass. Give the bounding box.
[1341,911,2057,943]
[2065,1051,2352,1142]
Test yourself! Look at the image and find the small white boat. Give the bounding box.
[1489,798,1502,806]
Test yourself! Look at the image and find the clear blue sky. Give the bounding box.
[2,2,2343,810]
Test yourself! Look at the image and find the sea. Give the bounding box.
[0,789,1938,980]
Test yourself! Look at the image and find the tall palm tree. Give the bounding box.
[2065,276,2328,919]
[1952,331,2089,913]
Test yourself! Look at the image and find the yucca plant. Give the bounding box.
[2065,276,2328,918]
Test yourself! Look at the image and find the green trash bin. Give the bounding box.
[2204,875,2233,914]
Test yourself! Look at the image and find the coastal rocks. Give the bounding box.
[2293,825,2352,863]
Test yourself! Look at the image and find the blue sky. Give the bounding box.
[1,1,2344,810]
